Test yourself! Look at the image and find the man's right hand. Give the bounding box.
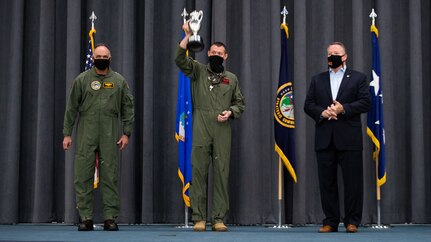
[179,20,192,50]
[63,136,72,150]
[321,108,338,120]
[182,20,192,36]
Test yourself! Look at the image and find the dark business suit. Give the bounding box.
[304,67,370,228]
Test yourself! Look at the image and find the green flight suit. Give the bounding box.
[63,67,134,221]
[175,46,245,223]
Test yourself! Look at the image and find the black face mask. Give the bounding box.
[93,58,110,70]
[328,55,343,69]
[209,55,224,73]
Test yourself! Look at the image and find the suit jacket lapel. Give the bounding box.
[323,72,333,100]
[336,68,352,100]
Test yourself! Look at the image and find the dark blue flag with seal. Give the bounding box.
[367,23,386,186]
[274,23,297,182]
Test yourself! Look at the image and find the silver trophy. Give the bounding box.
[187,10,204,52]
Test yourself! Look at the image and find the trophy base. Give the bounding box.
[187,35,204,52]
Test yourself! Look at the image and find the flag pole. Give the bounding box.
[182,7,191,229]
[271,5,291,230]
[176,205,191,228]
[278,157,282,226]
[177,205,191,228]
[175,8,192,229]
[185,205,189,227]
[87,11,99,190]
[376,156,381,225]
[368,8,388,229]
[372,156,389,228]
[372,156,388,228]
[272,156,289,228]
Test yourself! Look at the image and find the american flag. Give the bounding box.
[85,28,98,189]
[85,39,93,70]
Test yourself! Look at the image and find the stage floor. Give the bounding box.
[1,224,430,242]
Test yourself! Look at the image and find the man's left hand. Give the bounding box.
[117,135,129,151]
[217,110,232,122]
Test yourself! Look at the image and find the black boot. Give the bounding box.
[78,220,94,231]
[104,219,119,231]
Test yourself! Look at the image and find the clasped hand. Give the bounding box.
[321,100,344,120]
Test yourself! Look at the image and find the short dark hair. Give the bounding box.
[210,41,228,54]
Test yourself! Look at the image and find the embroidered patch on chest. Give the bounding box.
[91,80,101,90]
[103,82,114,88]
[222,78,230,84]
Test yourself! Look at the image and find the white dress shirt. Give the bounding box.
[329,65,346,99]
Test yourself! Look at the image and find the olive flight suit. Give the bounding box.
[175,46,245,223]
[63,67,134,221]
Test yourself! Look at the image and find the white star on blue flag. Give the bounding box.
[85,40,93,70]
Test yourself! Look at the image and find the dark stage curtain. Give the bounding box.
[0,0,430,224]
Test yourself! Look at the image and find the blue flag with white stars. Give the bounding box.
[367,24,387,186]
[85,38,93,71]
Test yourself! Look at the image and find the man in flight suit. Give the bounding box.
[63,44,134,231]
[175,22,245,232]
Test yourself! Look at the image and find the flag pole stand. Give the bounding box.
[175,7,193,231]
[176,205,192,229]
[370,157,389,229]
[367,8,389,230]
[271,157,290,229]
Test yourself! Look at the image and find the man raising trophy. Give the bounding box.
[175,9,246,232]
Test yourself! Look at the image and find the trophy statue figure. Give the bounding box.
[187,10,204,52]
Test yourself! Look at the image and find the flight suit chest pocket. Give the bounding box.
[220,78,233,96]
[101,82,121,114]
[99,84,118,103]
[78,81,100,112]
[100,82,118,99]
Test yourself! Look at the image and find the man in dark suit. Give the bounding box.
[304,42,370,233]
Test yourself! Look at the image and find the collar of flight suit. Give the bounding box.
[206,63,226,76]
[90,66,115,78]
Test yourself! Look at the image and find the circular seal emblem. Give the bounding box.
[91,80,101,90]
[274,82,295,128]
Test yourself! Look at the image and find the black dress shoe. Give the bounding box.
[104,219,119,231]
[78,220,94,231]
